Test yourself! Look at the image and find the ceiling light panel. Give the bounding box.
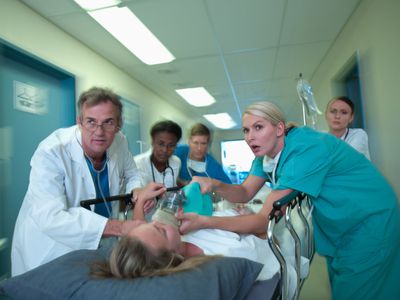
[176,87,216,107]
[74,0,121,11]
[75,2,175,65]
[203,113,237,129]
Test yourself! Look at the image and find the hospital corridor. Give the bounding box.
[1,0,400,299]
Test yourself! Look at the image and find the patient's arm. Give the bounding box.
[178,189,293,236]
[103,183,166,237]
[132,194,146,221]
[103,219,145,237]
[132,182,166,221]
[234,205,255,215]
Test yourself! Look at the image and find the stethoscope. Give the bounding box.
[75,127,112,217]
[265,154,281,186]
[342,128,350,142]
[150,156,175,186]
[265,127,294,186]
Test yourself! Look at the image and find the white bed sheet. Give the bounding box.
[182,209,308,299]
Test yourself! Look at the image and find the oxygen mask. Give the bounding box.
[151,189,186,228]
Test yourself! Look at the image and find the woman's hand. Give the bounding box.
[191,176,215,194]
[177,211,208,234]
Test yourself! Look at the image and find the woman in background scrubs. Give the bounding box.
[179,101,400,300]
[325,96,370,159]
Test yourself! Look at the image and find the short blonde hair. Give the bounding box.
[243,101,286,125]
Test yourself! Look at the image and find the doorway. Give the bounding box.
[0,40,76,278]
[331,51,365,128]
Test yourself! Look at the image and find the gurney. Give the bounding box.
[0,190,314,300]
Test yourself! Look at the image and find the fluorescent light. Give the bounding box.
[203,113,237,129]
[176,87,216,107]
[84,6,175,65]
[74,0,121,11]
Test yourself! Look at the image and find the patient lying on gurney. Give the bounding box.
[91,187,304,299]
[92,192,277,278]
[92,212,280,280]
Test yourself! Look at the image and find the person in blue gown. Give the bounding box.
[174,123,231,185]
[178,101,400,300]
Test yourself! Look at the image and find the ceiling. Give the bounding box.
[19,0,362,130]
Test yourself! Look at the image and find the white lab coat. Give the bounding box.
[340,128,371,160]
[11,125,141,276]
[134,149,181,188]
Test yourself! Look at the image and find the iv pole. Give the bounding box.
[296,73,322,128]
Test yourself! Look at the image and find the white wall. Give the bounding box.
[0,0,192,149]
[311,0,400,196]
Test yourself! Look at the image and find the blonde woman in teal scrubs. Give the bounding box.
[179,101,400,300]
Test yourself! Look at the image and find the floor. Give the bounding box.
[299,254,331,300]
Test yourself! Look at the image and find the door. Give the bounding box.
[0,41,75,278]
[120,98,141,155]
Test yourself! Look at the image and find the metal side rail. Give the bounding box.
[267,191,316,300]
[79,187,182,220]
[267,190,302,300]
[297,193,315,263]
[80,192,133,219]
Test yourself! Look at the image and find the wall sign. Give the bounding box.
[14,81,48,115]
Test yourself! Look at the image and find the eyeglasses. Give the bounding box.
[154,141,177,150]
[82,119,117,132]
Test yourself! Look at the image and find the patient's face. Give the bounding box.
[128,221,181,252]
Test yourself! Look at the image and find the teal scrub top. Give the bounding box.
[249,126,399,257]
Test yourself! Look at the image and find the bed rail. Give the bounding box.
[80,187,181,219]
[267,191,314,300]
[80,193,132,210]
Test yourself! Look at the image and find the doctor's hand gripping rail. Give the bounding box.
[80,187,182,220]
[267,191,314,300]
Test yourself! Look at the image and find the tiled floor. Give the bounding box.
[299,254,331,300]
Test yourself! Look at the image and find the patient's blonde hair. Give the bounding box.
[91,236,218,279]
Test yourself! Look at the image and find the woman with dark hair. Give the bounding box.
[325,96,370,159]
[134,120,182,188]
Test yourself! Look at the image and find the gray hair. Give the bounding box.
[78,87,123,127]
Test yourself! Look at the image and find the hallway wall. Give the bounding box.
[0,0,193,151]
[312,0,400,196]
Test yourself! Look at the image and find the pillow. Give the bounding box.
[0,241,262,300]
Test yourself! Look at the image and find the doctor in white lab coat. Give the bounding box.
[11,87,165,276]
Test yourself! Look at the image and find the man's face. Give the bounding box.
[188,135,209,161]
[77,101,120,160]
